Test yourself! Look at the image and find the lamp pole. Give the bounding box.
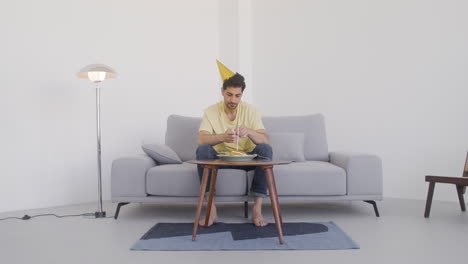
[95,83,106,218]
[77,64,116,219]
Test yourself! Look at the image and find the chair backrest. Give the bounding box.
[463,152,468,178]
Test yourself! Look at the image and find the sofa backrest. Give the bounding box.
[166,115,201,161]
[165,113,329,162]
[263,114,329,161]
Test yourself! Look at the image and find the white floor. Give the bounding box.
[0,198,467,264]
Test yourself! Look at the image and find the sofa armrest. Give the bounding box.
[111,154,157,198]
[329,152,383,196]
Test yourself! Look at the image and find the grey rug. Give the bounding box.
[131,221,359,251]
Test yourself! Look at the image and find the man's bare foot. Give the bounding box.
[252,199,268,227]
[199,204,218,227]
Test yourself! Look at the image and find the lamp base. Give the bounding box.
[94,211,107,218]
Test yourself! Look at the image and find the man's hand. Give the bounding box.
[222,129,238,143]
[235,127,269,144]
[237,125,251,138]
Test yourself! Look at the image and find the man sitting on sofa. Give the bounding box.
[196,60,273,227]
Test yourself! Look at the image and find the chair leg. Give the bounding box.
[364,200,380,217]
[456,185,466,212]
[114,202,129,219]
[244,201,249,218]
[424,182,436,218]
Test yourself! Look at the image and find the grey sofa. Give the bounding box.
[111,114,383,219]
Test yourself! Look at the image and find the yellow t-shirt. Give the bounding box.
[199,101,265,153]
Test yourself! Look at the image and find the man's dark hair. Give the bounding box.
[222,73,246,91]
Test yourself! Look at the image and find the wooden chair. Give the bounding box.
[424,152,468,218]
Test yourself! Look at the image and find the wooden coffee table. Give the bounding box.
[187,159,291,244]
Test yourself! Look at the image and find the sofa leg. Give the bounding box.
[364,200,380,217]
[114,202,130,219]
[244,201,249,218]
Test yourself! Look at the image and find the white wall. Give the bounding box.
[218,0,254,103]
[252,0,468,201]
[2,0,467,213]
[0,0,220,212]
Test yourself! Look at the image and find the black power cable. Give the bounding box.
[0,212,114,221]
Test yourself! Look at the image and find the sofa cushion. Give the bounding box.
[146,163,248,196]
[141,144,182,164]
[263,114,329,161]
[248,161,346,196]
[268,133,305,162]
[165,115,202,161]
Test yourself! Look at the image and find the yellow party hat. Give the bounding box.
[216,60,235,81]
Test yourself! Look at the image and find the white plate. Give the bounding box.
[217,154,258,162]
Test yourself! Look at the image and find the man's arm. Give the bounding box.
[247,129,269,144]
[238,125,269,144]
[198,130,237,145]
[198,131,223,145]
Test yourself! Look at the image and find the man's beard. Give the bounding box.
[227,103,238,109]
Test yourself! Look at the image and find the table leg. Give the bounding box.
[192,166,210,241]
[204,167,218,226]
[263,166,284,244]
[270,169,283,225]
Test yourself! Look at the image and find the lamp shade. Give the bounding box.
[77,64,117,83]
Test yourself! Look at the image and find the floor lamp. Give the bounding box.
[77,64,117,218]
